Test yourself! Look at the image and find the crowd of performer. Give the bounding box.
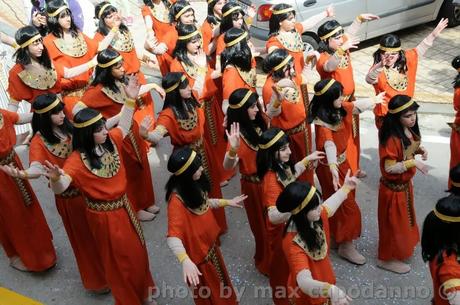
[0,0,459,304]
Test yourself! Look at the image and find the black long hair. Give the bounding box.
[421,195,460,264]
[256,128,295,180]
[226,88,266,147]
[94,2,129,36]
[449,164,460,196]
[378,95,420,148]
[46,0,80,38]
[92,48,123,93]
[162,72,200,120]
[373,34,407,73]
[72,108,114,169]
[268,4,296,36]
[165,147,210,209]
[277,181,324,252]
[173,23,202,67]
[262,48,294,80]
[309,79,346,125]
[31,93,72,144]
[452,55,460,88]
[221,27,252,72]
[206,0,222,26]
[317,20,344,54]
[13,26,52,69]
[143,0,171,9]
[169,0,196,25]
[220,2,248,34]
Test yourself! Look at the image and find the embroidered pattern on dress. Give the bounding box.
[18,67,57,90]
[383,67,408,91]
[293,226,328,261]
[53,33,88,57]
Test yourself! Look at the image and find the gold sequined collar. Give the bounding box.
[176,192,210,215]
[383,67,408,92]
[236,67,257,88]
[312,117,342,132]
[293,225,328,261]
[181,61,206,80]
[81,141,121,178]
[240,133,259,151]
[18,66,57,90]
[40,133,73,159]
[403,134,420,160]
[278,86,300,103]
[277,30,303,52]
[101,82,127,105]
[111,31,134,53]
[150,4,169,23]
[177,107,198,131]
[53,33,88,58]
[276,167,296,188]
[337,53,350,69]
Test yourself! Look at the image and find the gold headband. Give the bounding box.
[34,98,61,114]
[379,46,402,52]
[48,6,68,17]
[433,208,460,223]
[175,150,197,175]
[259,131,285,149]
[388,99,415,114]
[175,5,192,20]
[98,55,123,68]
[273,55,292,71]
[291,187,317,215]
[271,7,294,15]
[225,31,248,47]
[452,181,460,187]
[222,6,241,18]
[98,3,112,19]
[314,79,335,96]
[320,26,343,41]
[73,113,103,128]
[228,90,252,109]
[165,75,187,93]
[19,34,41,49]
[207,0,215,3]
[178,30,201,40]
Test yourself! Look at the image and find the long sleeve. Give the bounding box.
[296,269,331,297]
[324,140,337,165]
[117,99,135,137]
[167,236,187,257]
[223,152,239,170]
[23,161,45,179]
[145,125,167,145]
[17,112,33,124]
[267,206,291,225]
[49,174,72,194]
[345,18,362,38]
[300,12,327,31]
[365,64,383,85]
[322,187,349,217]
[352,97,375,114]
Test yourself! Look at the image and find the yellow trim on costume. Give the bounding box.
[273,55,292,71]
[175,150,197,175]
[207,0,215,3]
[259,130,285,149]
[48,6,68,17]
[320,26,343,41]
[271,7,294,15]
[222,6,241,18]
[178,30,201,41]
[98,55,123,68]
[225,31,248,47]
[291,186,316,215]
[177,252,189,263]
[98,3,112,19]
[379,46,402,53]
[165,75,187,93]
[175,5,192,20]
[452,181,460,187]
[314,79,335,96]
[434,208,460,223]
[19,34,41,49]
[388,99,414,114]
[228,90,252,109]
[34,98,60,114]
[73,113,103,128]
[442,279,460,293]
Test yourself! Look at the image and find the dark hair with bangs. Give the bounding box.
[220,2,247,34]
[221,27,252,72]
[262,48,294,79]
[162,72,200,120]
[206,0,222,25]
[91,48,124,93]
[317,20,344,54]
[268,4,296,36]
[14,26,52,69]
[46,0,80,38]
[169,0,196,25]
[373,34,407,74]
[95,2,129,36]
[309,79,346,125]
[173,23,202,67]
[32,93,72,144]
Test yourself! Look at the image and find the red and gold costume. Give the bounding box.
[63,128,154,305]
[282,207,335,305]
[314,102,361,243]
[29,134,106,289]
[168,193,237,304]
[222,59,257,101]
[0,110,56,271]
[429,251,460,305]
[378,134,420,261]
[449,87,460,186]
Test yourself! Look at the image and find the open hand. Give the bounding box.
[227,194,247,208]
[182,258,202,287]
[123,74,141,99]
[225,122,240,151]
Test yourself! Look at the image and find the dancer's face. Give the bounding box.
[400,110,417,128]
[247,102,258,120]
[277,143,291,163]
[179,84,192,99]
[279,13,295,32]
[28,39,44,59]
[306,203,321,222]
[179,10,195,25]
[110,61,125,80]
[58,10,72,30]
[213,0,226,17]
[93,125,108,144]
[333,95,344,109]
[51,110,65,126]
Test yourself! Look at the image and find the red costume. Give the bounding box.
[449,87,460,186]
[168,193,238,305]
[0,110,56,271]
[222,60,257,101]
[429,251,460,305]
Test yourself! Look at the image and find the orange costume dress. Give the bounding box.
[222,60,257,101]
[377,134,420,261]
[0,110,56,271]
[314,102,361,243]
[81,83,155,213]
[201,19,219,68]
[63,128,154,305]
[156,106,227,232]
[141,3,176,75]
[373,49,418,126]
[29,134,106,289]
[429,251,460,305]
[168,193,237,305]
[233,134,269,275]
[262,75,313,184]
[43,31,98,117]
[282,207,335,305]
[449,87,460,186]
[317,44,360,174]
[262,170,295,305]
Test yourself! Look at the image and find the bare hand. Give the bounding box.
[418,146,428,161]
[341,36,360,51]
[373,92,386,104]
[331,166,341,191]
[123,74,141,99]
[306,151,325,162]
[140,116,154,139]
[0,164,25,178]
[343,169,360,191]
[330,285,352,305]
[325,4,335,17]
[225,122,240,151]
[246,4,256,18]
[227,194,247,208]
[358,13,379,21]
[415,160,429,175]
[191,49,207,67]
[152,84,165,100]
[182,258,202,287]
[432,18,448,38]
[153,42,168,55]
[43,161,63,181]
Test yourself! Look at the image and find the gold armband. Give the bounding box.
[302,158,310,168]
[218,199,229,207]
[177,252,189,263]
[341,184,352,194]
[403,159,416,169]
[356,15,365,23]
[228,147,238,158]
[329,163,338,171]
[125,98,136,108]
[336,47,345,56]
[111,27,119,33]
[50,175,61,182]
[321,283,332,297]
[21,170,29,179]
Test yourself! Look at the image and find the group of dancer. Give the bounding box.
[0,0,459,304]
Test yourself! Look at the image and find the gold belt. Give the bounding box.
[285,122,305,136]
[380,177,409,192]
[380,176,414,226]
[1,150,33,206]
[62,87,86,98]
[240,173,260,183]
[57,187,80,198]
[203,245,226,285]
[85,194,145,245]
[319,151,346,166]
[0,149,15,165]
[203,97,218,145]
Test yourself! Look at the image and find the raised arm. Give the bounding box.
[416,18,448,58]
[300,5,334,32]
